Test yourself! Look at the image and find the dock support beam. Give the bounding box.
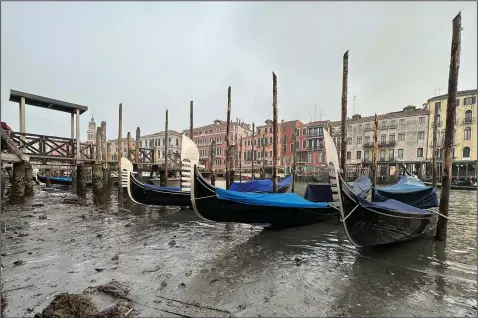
[92,163,103,195]
[24,164,34,197]
[76,164,86,197]
[10,163,25,204]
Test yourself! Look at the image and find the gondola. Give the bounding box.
[323,129,441,248]
[423,181,477,191]
[37,175,75,186]
[189,164,339,229]
[228,175,292,193]
[121,135,293,207]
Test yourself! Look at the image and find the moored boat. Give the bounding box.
[189,164,338,229]
[423,181,477,191]
[37,175,73,186]
[323,128,441,248]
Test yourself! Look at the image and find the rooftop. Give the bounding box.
[9,90,88,114]
[141,130,183,138]
[427,89,477,102]
[330,105,429,126]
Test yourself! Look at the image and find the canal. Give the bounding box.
[1,183,476,317]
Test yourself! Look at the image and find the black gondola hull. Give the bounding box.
[37,176,72,186]
[192,167,338,229]
[339,178,437,247]
[130,175,190,206]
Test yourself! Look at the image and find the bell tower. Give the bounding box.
[87,115,97,144]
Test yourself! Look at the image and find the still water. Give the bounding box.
[1,183,476,317]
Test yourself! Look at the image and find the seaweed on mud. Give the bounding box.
[1,293,7,314]
[35,293,99,318]
[83,280,130,300]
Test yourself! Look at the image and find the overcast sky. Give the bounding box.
[1,1,476,140]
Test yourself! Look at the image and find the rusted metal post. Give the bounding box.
[239,135,243,182]
[432,103,439,187]
[127,132,132,161]
[272,72,278,193]
[117,103,123,185]
[135,127,140,164]
[189,101,194,139]
[225,86,232,189]
[340,50,349,177]
[251,123,255,180]
[210,140,216,186]
[436,12,461,241]
[371,114,379,189]
[164,109,169,186]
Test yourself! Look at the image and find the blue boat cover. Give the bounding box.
[229,175,293,192]
[373,175,439,209]
[357,195,432,215]
[39,176,72,182]
[304,183,334,202]
[143,183,182,192]
[215,187,328,208]
[351,175,373,197]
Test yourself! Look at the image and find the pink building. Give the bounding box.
[184,119,252,171]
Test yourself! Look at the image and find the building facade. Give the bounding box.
[108,138,136,162]
[139,130,182,164]
[425,89,477,180]
[184,119,252,170]
[334,105,430,177]
[302,120,332,171]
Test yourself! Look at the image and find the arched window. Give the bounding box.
[464,127,472,140]
[283,134,287,143]
[463,147,471,158]
[464,110,473,123]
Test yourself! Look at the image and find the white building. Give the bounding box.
[139,130,182,164]
[332,105,430,177]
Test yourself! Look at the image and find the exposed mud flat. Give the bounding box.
[1,184,476,317]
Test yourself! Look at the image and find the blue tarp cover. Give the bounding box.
[351,175,373,197]
[216,187,328,208]
[39,176,72,182]
[229,175,293,192]
[304,183,334,202]
[358,195,432,215]
[373,175,439,209]
[143,183,182,192]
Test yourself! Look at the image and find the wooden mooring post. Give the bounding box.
[239,135,243,182]
[117,103,123,188]
[340,50,349,177]
[210,140,216,186]
[190,101,194,139]
[291,133,297,193]
[10,163,25,204]
[135,127,140,164]
[93,126,103,194]
[225,86,232,189]
[262,133,266,179]
[251,123,255,180]
[436,12,461,241]
[76,164,86,197]
[127,132,132,162]
[24,163,34,197]
[432,102,439,187]
[371,114,379,190]
[101,122,109,183]
[272,72,278,193]
[162,109,169,187]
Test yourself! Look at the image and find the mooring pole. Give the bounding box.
[127,132,132,162]
[189,101,194,139]
[432,103,439,188]
[117,103,123,187]
[135,127,140,164]
[371,114,379,190]
[239,135,243,182]
[210,140,216,186]
[163,109,169,187]
[272,72,278,193]
[262,133,266,179]
[340,50,349,177]
[292,132,297,193]
[251,123,255,180]
[436,12,461,241]
[225,86,232,189]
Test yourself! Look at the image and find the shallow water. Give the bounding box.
[1,183,476,317]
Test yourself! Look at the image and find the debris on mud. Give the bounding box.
[1,293,7,314]
[32,203,45,207]
[39,215,48,220]
[111,254,119,261]
[62,198,81,205]
[35,293,99,318]
[36,281,134,318]
[13,260,24,266]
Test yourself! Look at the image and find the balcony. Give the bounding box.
[389,124,397,129]
[363,141,397,148]
[380,126,389,130]
[463,117,476,125]
[364,127,374,132]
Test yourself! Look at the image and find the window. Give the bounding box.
[390,120,396,128]
[463,147,471,158]
[269,127,272,133]
[358,124,362,131]
[257,128,261,134]
[389,149,394,160]
[419,117,425,123]
[418,131,425,139]
[435,102,442,112]
[455,99,460,106]
[282,144,287,154]
[319,127,323,135]
[365,123,371,129]
[399,119,405,126]
[389,134,395,142]
[464,96,476,105]
[302,140,307,149]
[364,136,370,143]
[417,148,423,158]
[296,128,300,136]
[347,125,352,133]
[283,134,287,143]
[302,128,307,136]
[464,127,472,140]
[291,143,295,153]
[307,152,312,163]
[318,152,323,163]
[356,151,362,160]
[438,148,444,159]
[347,137,352,145]
[380,150,385,161]
[357,137,362,144]
[381,134,387,143]
[465,110,473,123]
[364,150,369,160]
[346,151,351,159]
[398,149,403,159]
[381,121,388,128]
[398,133,405,141]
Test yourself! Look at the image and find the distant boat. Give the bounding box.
[323,128,440,248]
[189,164,338,229]
[423,180,477,191]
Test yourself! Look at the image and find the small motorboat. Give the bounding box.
[189,164,338,229]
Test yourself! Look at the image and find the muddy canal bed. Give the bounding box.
[1,185,477,317]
